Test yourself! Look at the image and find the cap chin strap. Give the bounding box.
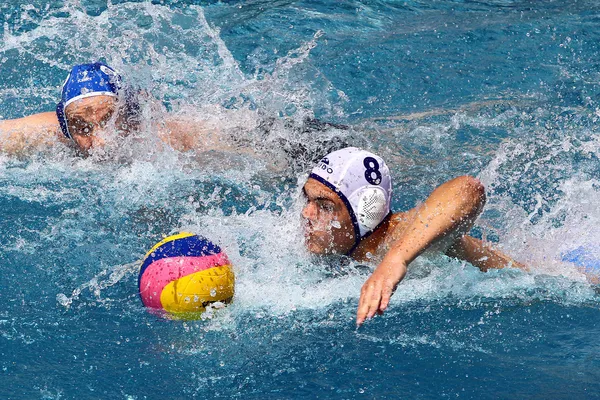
[56,101,72,140]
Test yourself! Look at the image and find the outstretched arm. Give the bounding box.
[0,112,60,154]
[157,117,246,153]
[446,235,528,272]
[156,118,215,152]
[356,175,486,326]
[157,117,261,158]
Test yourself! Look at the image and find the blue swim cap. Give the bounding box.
[56,62,121,140]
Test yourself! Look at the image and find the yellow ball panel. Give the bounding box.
[159,265,235,316]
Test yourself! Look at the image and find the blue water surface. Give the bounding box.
[2,1,600,399]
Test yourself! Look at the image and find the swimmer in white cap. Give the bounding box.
[301,147,526,326]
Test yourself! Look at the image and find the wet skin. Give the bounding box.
[301,174,525,327]
[0,93,224,156]
[64,95,119,154]
[301,178,356,255]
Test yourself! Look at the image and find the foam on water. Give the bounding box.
[3,1,600,398]
[2,92,589,326]
[4,111,600,333]
[0,2,344,120]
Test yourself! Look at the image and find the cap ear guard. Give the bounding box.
[56,101,72,140]
[351,186,390,235]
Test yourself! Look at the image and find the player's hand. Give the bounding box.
[356,260,407,326]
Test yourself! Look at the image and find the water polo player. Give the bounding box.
[301,147,526,326]
[0,62,143,155]
[0,62,351,163]
[0,62,243,156]
[55,63,141,154]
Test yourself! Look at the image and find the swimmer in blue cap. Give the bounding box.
[0,62,246,156]
[1,62,350,159]
[55,62,131,152]
[0,62,141,155]
[301,147,526,326]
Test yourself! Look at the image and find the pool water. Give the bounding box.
[2,1,600,398]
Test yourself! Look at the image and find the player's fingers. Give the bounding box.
[379,281,394,312]
[366,281,383,320]
[356,281,374,326]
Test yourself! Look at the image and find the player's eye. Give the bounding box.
[99,109,114,128]
[70,119,94,136]
[317,200,335,213]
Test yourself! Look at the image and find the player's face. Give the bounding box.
[64,95,118,154]
[301,178,356,255]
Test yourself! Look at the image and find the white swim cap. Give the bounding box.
[309,147,393,247]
